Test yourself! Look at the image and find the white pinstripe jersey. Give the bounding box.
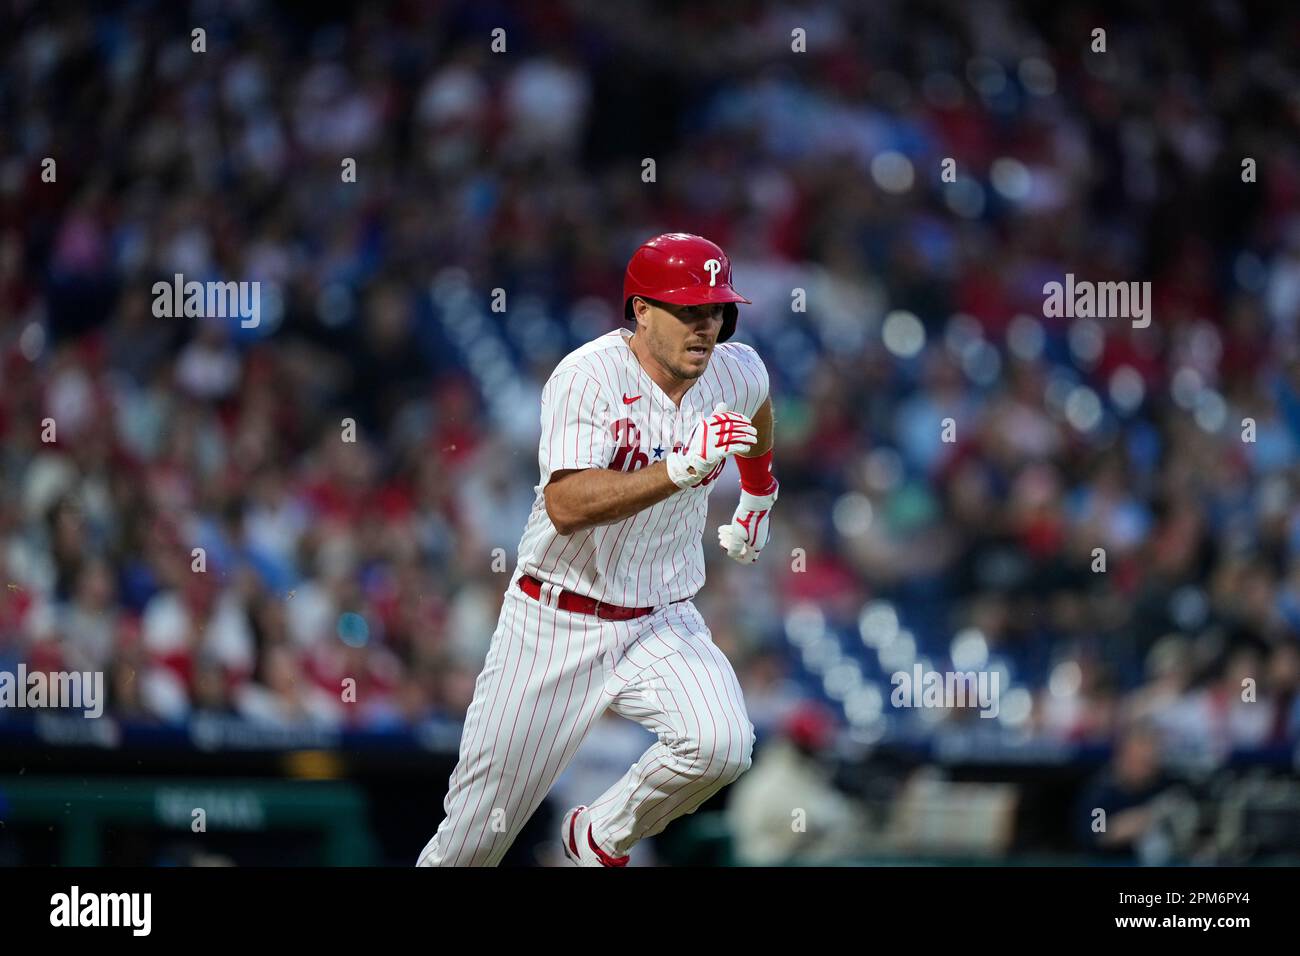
[516,328,770,608]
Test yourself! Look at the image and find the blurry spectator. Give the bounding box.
[1074,722,1189,863]
[235,644,342,728]
[727,702,870,865]
[140,575,254,721]
[1195,647,1275,752]
[56,558,119,672]
[192,653,238,718]
[1265,642,1300,743]
[1125,634,1202,748]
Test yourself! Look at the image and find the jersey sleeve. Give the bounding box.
[538,367,613,484]
[730,343,770,419]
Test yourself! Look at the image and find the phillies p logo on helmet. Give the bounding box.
[622,233,751,342]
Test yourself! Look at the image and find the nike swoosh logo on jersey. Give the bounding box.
[622,394,641,404]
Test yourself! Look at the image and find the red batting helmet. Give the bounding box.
[623,233,751,343]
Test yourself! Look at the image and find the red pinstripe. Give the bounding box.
[639,377,723,603]
[637,387,717,598]
[595,348,665,580]
[716,346,746,417]
[614,352,684,587]
[470,580,563,864]
[509,604,579,839]
[590,606,743,832]
[533,370,605,578]
[537,366,615,584]
[586,610,742,841]
[617,352,670,606]
[596,627,721,824]
[527,613,600,806]
[732,343,768,414]
[553,617,658,856]
[436,590,525,866]
[436,592,516,863]
[522,613,622,852]
[530,375,578,575]
[631,612,739,836]
[744,349,764,416]
[452,589,535,865]
[632,371,715,602]
[585,653,695,818]
[636,606,749,836]
[589,346,670,599]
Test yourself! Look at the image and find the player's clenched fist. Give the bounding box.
[667,402,758,489]
[717,479,778,564]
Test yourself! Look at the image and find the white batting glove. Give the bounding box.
[717,480,778,564]
[666,402,758,489]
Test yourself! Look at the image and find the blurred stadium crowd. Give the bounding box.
[3,0,1300,860]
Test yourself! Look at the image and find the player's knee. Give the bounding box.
[738,720,755,773]
[731,720,756,780]
[682,720,755,785]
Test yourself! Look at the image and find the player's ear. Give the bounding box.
[632,296,656,331]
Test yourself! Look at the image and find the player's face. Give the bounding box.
[642,300,725,380]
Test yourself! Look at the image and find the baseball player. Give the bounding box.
[417,233,778,867]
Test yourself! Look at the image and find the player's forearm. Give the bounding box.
[545,463,680,535]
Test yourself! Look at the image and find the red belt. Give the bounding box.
[517,575,667,621]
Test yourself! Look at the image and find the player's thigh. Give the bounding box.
[607,601,753,763]
[453,590,609,779]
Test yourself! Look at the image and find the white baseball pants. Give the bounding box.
[417,581,755,866]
